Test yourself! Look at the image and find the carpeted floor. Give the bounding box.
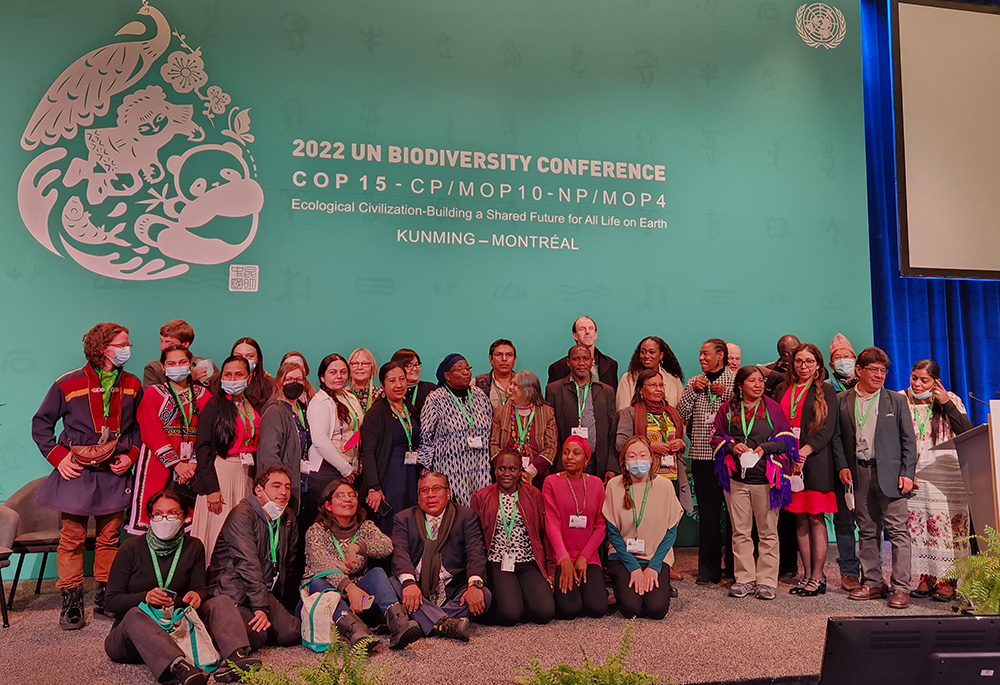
[0,545,953,684]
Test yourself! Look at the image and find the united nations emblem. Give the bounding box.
[18,0,263,280]
[795,3,847,50]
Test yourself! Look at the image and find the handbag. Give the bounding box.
[70,439,119,470]
[138,602,221,672]
[300,570,342,652]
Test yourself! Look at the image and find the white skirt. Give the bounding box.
[191,456,250,563]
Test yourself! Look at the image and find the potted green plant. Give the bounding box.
[943,525,1000,614]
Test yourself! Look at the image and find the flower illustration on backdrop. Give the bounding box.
[160,49,208,93]
[206,85,231,115]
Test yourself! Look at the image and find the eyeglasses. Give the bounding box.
[331,492,358,501]
[150,513,182,522]
[404,362,421,370]
[112,344,133,349]
[349,361,372,369]
[793,359,817,367]
[418,485,449,496]
[861,365,887,376]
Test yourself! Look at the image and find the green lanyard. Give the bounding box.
[514,407,536,448]
[447,388,476,428]
[266,519,280,564]
[575,381,590,421]
[393,403,414,449]
[168,382,195,433]
[789,381,811,419]
[914,400,933,439]
[706,381,716,407]
[331,531,359,559]
[499,490,519,540]
[856,391,880,430]
[740,399,762,440]
[650,412,671,439]
[628,479,652,531]
[408,385,419,405]
[147,536,184,589]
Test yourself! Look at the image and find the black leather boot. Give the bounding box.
[433,617,470,642]
[165,656,209,685]
[335,610,379,653]
[59,585,86,630]
[93,581,110,617]
[385,603,421,650]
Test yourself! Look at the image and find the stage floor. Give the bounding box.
[1,545,953,684]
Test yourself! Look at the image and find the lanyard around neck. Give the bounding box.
[575,381,591,420]
[499,490,519,540]
[393,403,414,448]
[564,473,587,516]
[514,406,536,448]
[331,530,359,559]
[448,388,476,428]
[629,478,652,531]
[740,399,762,439]
[266,519,280,564]
[913,400,933,439]
[856,391,880,430]
[168,381,195,433]
[147,536,184,589]
[789,381,811,419]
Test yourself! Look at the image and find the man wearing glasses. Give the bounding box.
[832,347,917,609]
[474,339,517,411]
[390,472,491,642]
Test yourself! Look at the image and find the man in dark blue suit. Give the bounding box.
[833,347,918,609]
[390,471,491,641]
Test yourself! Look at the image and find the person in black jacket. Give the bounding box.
[360,361,423,534]
[391,348,437,415]
[390,471,491,642]
[774,344,840,597]
[547,316,619,390]
[208,465,302,650]
[105,489,258,685]
[545,344,618,480]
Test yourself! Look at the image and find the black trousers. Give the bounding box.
[105,596,249,678]
[553,563,608,619]
[485,561,555,626]
[691,460,733,581]
[777,509,799,576]
[237,594,302,651]
[606,559,671,619]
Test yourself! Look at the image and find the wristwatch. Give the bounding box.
[468,579,484,589]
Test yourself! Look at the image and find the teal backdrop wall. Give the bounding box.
[1,0,871,565]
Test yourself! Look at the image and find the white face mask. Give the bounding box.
[150,517,183,540]
[110,346,131,367]
[260,490,286,521]
[833,358,855,378]
[911,387,933,400]
[164,366,191,382]
[221,378,247,395]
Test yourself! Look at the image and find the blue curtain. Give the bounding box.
[861,0,1000,425]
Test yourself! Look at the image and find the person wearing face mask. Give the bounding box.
[828,334,859,393]
[307,354,365,508]
[542,437,608,620]
[208,466,302,650]
[360,362,423,534]
[142,319,217,390]
[304,479,421,652]
[191,356,260,561]
[105,489,259,685]
[677,338,736,585]
[603,436,683,618]
[230,337,274,413]
[417,354,493,506]
[616,336,685,412]
[129,344,212,535]
[391,348,436,414]
[489,371,558,491]
[832,347,918,609]
[347,348,385,414]
[279,351,316,400]
[258,362,312,515]
[903,359,972,601]
[470,451,555,626]
[712,366,800,600]
[32,322,143,629]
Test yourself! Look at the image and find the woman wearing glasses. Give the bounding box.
[391,348,436,414]
[347,348,384,415]
[774,344,839,597]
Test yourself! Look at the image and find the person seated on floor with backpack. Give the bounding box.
[207,465,302,651]
[104,489,259,685]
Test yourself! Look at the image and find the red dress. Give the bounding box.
[781,384,836,515]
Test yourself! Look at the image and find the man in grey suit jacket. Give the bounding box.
[832,347,917,609]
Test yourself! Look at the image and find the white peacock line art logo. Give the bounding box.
[18,0,264,281]
[795,3,847,50]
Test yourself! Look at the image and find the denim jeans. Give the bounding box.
[309,567,399,619]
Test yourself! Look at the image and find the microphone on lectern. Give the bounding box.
[968,391,991,408]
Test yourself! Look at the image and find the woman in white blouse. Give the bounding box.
[306,353,364,508]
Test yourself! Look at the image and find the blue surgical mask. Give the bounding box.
[625,459,651,479]
[221,379,248,396]
[164,366,191,382]
[833,358,855,378]
[110,346,131,367]
[911,387,933,400]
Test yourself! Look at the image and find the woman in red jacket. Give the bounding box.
[469,451,555,626]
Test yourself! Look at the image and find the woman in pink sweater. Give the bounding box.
[542,436,608,619]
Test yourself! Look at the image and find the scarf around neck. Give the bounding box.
[145,529,184,556]
[416,502,457,600]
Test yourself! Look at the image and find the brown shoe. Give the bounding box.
[888,589,910,609]
[849,584,887,601]
[669,567,684,581]
[840,574,862,592]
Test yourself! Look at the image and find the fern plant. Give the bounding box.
[235,638,394,685]
[943,525,1000,615]
[515,619,662,685]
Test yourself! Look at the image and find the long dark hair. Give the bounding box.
[231,337,272,411]
[783,343,828,437]
[912,359,948,444]
[629,368,662,407]
[315,479,366,531]
[732,365,764,404]
[318,353,353,426]
[618,435,655,511]
[627,336,683,380]
[214,355,252,456]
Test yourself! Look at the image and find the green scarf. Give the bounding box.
[94,365,119,416]
[145,529,184,557]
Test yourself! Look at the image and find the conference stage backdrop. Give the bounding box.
[1,1,870,521]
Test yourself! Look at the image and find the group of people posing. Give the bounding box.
[30,316,972,684]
